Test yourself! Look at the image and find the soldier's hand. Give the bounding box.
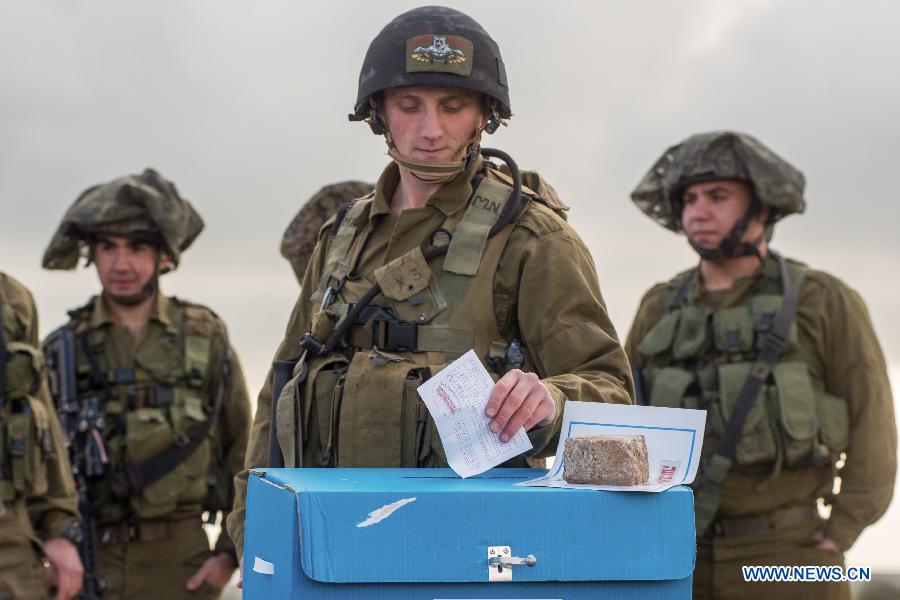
[485,369,556,443]
[42,538,84,600]
[185,552,238,592]
[816,538,841,553]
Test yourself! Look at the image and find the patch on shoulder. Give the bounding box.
[406,34,473,76]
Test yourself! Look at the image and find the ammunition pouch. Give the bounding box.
[639,259,849,471]
[0,342,51,501]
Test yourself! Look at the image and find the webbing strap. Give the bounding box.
[317,199,372,297]
[442,177,511,276]
[694,251,806,535]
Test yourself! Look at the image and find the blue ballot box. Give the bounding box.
[242,468,695,599]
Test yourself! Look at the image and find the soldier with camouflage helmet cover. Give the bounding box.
[227,5,633,573]
[41,169,251,599]
[625,131,896,600]
[281,181,374,283]
[1,271,83,600]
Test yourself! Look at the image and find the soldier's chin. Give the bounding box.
[105,285,154,307]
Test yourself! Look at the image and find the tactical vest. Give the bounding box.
[275,168,560,469]
[68,297,228,522]
[0,296,52,502]
[637,259,850,477]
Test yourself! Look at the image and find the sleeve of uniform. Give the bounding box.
[497,210,634,457]
[624,284,670,400]
[214,343,251,554]
[19,285,80,540]
[227,229,328,561]
[806,276,897,550]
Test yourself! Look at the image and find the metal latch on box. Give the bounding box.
[487,546,537,582]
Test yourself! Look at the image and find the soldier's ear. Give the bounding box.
[158,253,174,274]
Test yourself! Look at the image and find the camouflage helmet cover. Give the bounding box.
[631,131,806,231]
[281,181,374,282]
[42,168,204,270]
[351,5,511,121]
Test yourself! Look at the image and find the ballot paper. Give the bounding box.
[417,350,532,478]
[519,401,706,492]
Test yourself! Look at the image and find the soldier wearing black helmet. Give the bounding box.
[228,5,633,568]
[626,131,896,600]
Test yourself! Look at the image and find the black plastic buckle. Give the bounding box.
[373,319,418,352]
[300,333,324,357]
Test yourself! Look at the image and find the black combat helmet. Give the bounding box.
[350,6,511,134]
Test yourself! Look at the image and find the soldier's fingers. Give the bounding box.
[55,571,80,600]
[522,393,555,432]
[500,391,541,442]
[185,563,209,591]
[491,372,541,434]
[485,370,522,418]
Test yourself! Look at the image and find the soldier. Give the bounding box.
[626,131,896,599]
[281,181,374,283]
[227,5,633,570]
[41,169,252,599]
[1,271,83,600]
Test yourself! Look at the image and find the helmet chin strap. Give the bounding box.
[384,121,486,185]
[688,202,765,262]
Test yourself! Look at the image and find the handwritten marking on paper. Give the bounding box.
[437,385,459,416]
[356,497,417,528]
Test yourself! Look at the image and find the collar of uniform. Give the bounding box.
[370,156,484,219]
[691,253,780,307]
[89,292,173,330]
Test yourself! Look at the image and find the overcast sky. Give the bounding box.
[2,0,898,570]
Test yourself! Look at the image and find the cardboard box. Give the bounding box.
[243,468,695,599]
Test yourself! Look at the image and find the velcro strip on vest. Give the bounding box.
[443,177,511,276]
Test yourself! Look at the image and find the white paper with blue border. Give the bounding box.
[518,401,707,492]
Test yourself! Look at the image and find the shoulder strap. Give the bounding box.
[667,269,695,312]
[178,300,214,389]
[694,251,806,535]
[443,175,514,276]
[316,198,373,301]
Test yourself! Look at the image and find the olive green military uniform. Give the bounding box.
[281,181,374,282]
[227,158,634,557]
[41,168,252,599]
[59,293,250,600]
[626,258,895,599]
[1,272,79,600]
[627,132,896,600]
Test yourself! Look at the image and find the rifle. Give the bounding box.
[44,326,106,599]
